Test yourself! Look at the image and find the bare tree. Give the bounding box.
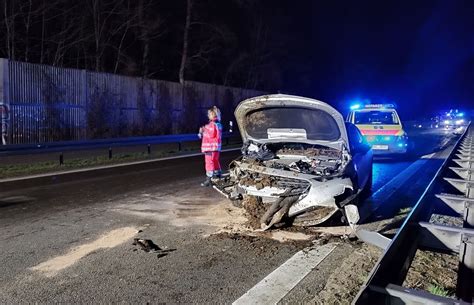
[133,0,164,78]
[2,0,18,60]
[179,0,192,84]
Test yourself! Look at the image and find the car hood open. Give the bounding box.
[234,94,349,150]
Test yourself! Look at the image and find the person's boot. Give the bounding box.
[200,177,212,187]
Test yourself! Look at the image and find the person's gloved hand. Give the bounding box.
[198,127,203,139]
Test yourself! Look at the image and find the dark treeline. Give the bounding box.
[0,0,299,91]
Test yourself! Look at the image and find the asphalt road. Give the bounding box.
[0,128,458,304]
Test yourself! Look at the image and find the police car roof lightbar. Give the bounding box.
[363,103,396,109]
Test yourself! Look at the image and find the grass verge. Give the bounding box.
[0,144,241,180]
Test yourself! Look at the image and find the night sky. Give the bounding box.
[1,0,473,119]
[273,0,474,119]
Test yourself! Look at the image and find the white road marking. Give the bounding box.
[421,152,436,159]
[0,148,240,183]
[232,243,338,305]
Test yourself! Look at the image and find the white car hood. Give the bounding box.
[234,94,349,150]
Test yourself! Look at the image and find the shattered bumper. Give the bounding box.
[215,161,356,228]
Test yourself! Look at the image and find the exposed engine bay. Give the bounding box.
[214,141,358,230]
[241,141,348,179]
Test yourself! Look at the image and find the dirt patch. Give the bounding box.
[209,232,313,256]
[113,186,321,243]
[403,250,458,297]
[239,174,275,190]
[313,243,382,304]
[30,227,138,277]
[430,214,463,227]
[242,196,267,229]
[267,231,313,242]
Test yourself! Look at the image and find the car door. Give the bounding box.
[346,122,373,189]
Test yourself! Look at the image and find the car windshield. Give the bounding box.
[244,107,341,141]
[354,110,399,125]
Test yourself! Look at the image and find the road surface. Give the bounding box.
[0,127,457,303]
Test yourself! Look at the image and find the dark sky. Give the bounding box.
[276,0,474,119]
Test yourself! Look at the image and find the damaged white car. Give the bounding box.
[214,94,373,230]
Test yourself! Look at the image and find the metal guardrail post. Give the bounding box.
[59,152,64,165]
[108,147,112,159]
[354,123,473,305]
[452,128,474,301]
[147,144,151,155]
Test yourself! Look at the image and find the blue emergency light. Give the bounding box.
[364,104,396,109]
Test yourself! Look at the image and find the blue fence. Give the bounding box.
[0,58,264,145]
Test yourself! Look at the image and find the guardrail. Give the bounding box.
[0,132,239,157]
[354,123,473,304]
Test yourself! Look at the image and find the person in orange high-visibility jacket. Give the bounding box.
[199,106,223,187]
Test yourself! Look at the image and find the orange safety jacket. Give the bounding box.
[201,119,222,152]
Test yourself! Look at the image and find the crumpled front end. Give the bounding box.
[214,142,358,230]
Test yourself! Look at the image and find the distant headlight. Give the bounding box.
[456,119,464,125]
[444,120,450,124]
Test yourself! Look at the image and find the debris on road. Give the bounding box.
[210,232,313,256]
[132,238,176,258]
[242,196,267,229]
[30,227,138,277]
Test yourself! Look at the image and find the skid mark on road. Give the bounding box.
[30,227,137,277]
[233,243,338,305]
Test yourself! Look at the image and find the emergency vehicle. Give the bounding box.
[347,104,408,154]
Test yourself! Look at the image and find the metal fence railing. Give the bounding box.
[0,132,240,157]
[0,58,264,145]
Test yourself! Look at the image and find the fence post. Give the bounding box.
[82,69,88,140]
[0,58,10,145]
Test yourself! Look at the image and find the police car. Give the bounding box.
[347,104,408,154]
